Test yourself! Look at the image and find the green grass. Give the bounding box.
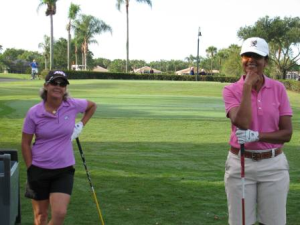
[0,73,31,80]
[0,77,300,224]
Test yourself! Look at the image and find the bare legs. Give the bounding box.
[32,193,71,225]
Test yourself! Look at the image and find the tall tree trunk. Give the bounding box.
[50,15,54,70]
[283,68,287,79]
[84,41,87,70]
[126,1,129,73]
[82,52,84,66]
[67,21,71,70]
[75,45,78,66]
[44,57,47,70]
[84,51,87,70]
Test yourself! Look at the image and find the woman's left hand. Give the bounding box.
[71,121,83,141]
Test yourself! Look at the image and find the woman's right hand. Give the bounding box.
[244,67,260,86]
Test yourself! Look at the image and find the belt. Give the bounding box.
[230,146,283,161]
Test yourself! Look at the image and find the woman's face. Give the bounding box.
[44,78,68,99]
[241,53,268,75]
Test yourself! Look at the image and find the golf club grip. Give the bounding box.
[76,137,84,155]
[240,143,245,177]
[240,144,245,155]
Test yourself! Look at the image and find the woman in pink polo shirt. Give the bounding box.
[223,37,293,225]
[21,70,96,225]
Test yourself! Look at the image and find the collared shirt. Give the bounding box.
[23,98,88,169]
[223,75,292,150]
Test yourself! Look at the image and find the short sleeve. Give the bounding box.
[279,84,293,116]
[71,98,88,113]
[22,111,36,134]
[223,85,240,116]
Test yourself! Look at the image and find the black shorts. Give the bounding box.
[25,165,75,200]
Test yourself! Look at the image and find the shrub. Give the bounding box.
[40,69,50,79]
[280,79,300,92]
[62,70,240,83]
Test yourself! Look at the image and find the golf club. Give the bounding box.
[76,138,105,225]
[240,143,246,225]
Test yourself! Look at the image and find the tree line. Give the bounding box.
[0,13,299,78]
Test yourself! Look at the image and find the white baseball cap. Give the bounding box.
[240,37,269,57]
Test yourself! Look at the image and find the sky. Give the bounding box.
[0,0,299,63]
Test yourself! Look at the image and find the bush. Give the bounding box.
[61,70,240,83]
[40,69,50,79]
[39,69,300,93]
[280,79,300,92]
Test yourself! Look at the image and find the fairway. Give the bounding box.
[0,79,300,224]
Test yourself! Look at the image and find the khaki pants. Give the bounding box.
[225,151,289,225]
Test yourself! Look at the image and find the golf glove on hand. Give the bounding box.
[235,128,259,144]
[71,121,83,141]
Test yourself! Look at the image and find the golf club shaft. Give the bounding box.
[76,138,105,225]
[240,143,245,225]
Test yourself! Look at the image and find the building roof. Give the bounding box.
[93,66,109,72]
[133,66,162,74]
[176,68,208,75]
[175,68,191,75]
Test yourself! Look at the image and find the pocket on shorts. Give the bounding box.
[27,164,33,173]
[68,166,75,175]
[281,153,289,170]
[26,164,36,176]
[225,152,233,171]
[27,165,45,182]
[273,153,289,171]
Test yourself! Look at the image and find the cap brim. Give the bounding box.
[52,76,70,84]
[240,49,268,57]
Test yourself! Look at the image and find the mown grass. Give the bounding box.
[0,77,299,224]
[0,73,31,80]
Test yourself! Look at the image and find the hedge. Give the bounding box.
[40,70,300,92]
[41,70,240,83]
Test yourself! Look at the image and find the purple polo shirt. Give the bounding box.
[23,98,88,169]
[223,75,292,150]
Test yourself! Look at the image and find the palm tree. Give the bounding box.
[37,0,58,70]
[73,14,112,70]
[206,46,217,74]
[215,49,229,73]
[38,35,50,70]
[116,0,152,73]
[67,3,80,70]
[185,54,196,67]
[73,36,83,67]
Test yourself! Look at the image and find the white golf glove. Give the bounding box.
[235,128,259,144]
[71,121,83,141]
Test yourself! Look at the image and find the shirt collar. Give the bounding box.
[40,99,70,117]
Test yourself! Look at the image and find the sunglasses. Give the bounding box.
[242,53,264,60]
[49,80,68,87]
